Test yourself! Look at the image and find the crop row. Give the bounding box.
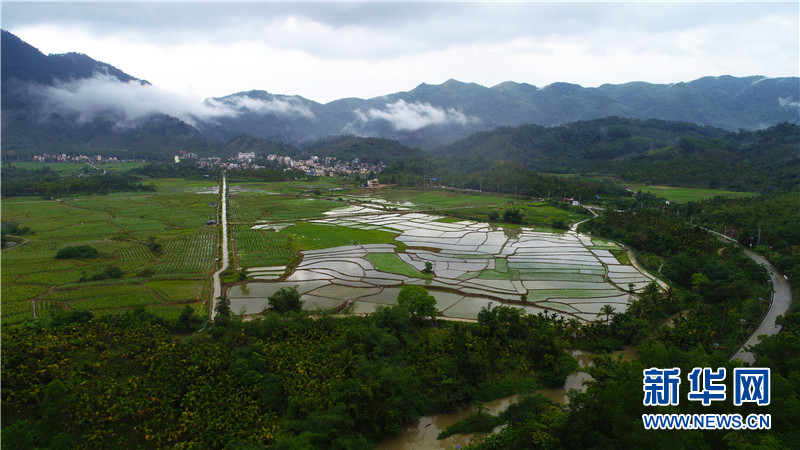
[153,227,217,274]
[146,280,210,303]
[1,301,34,325]
[41,284,161,310]
[114,243,153,263]
[228,195,269,222]
[1,284,49,302]
[233,225,293,268]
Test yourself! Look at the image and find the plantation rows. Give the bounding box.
[0,180,225,326]
[232,225,293,268]
[1,284,49,303]
[229,195,269,222]
[146,280,210,303]
[40,285,161,310]
[114,243,153,263]
[229,195,343,223]
[154,227,217,274]
[1,300,35,325]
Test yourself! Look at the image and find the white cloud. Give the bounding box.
[37,74,234,126]
[33,75,316,127]
[779,97,800,111]
[211,95,315,119]
[352,100,477,131]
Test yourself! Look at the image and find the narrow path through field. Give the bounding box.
[211,174,229,319]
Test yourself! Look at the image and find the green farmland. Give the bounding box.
[2,177,601,326]
[1,178,219,325]
[623,183,759,203]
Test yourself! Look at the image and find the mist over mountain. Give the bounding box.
[2,30,798,155]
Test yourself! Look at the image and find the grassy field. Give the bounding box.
[1,178,221,325]
[377,188,517,209]
[623,184,759,203]
[227,179,385,269]
[434,203,586,229]
[365,252,432,279]
[8,161,150,174]
[286,223,399,252]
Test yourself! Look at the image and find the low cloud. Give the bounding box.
[209,95,315,119]
[779,96,800,111]
[35,74,235,126]
[352,99,477,131]
[33,74,314,127]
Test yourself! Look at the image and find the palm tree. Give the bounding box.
[627,299,647,319]
[597,304,616,325]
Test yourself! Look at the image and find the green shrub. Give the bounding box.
[55,245,98,259]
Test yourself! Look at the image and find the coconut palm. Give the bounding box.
[597,304,616,325]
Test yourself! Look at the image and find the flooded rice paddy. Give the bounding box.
[228,207,659,322]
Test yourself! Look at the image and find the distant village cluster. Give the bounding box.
[32,153,119,163]
[189,151,386,177]
[27,150,386,178]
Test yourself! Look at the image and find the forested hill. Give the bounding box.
[433,118,800,191]
[214,76,799,148]
[0,30,142,95]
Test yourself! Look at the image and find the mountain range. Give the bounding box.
[2,29,799,155]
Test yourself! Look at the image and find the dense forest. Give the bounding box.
[435,119,800,191]
[1,300,577,448]
[379,156,629,201]
[686,192,800,282]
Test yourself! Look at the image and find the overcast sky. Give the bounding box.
[3,1,798,104]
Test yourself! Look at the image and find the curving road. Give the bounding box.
[210,174,229,320]
[731,250,793,364]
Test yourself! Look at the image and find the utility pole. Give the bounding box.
[757,227,761,245]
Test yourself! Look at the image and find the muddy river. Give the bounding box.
[376,346,638,449]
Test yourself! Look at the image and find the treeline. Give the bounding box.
[380,157,629,200]
[687,192,800,285]
[129,161,221,179]
[225,163,308,183]
[1,166,154,197]
[1,298,578,448]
